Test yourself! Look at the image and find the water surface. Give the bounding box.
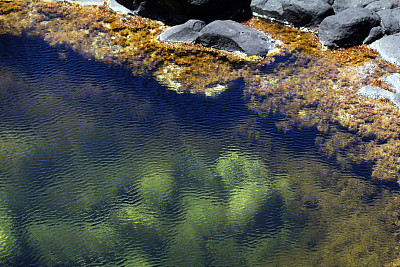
[0,34,399,266]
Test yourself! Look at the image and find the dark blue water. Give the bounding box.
[0,34,396,266]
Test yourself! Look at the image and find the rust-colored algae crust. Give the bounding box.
[2,0,400,182]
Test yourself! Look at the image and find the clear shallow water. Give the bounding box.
[0,34,398,266]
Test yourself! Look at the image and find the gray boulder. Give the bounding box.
[370,33,400,67]
[251,0,334,27]
[332,0,376,13]
[365,0,400,12]
[318,8,380,47]
[158,20,206,43]
[114,0,252,24]
[195,20,276,56]
[378,8,400,35]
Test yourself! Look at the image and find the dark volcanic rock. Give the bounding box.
[363,25,384,44]
[332,0,376,13]
[365,0,400,12]
[195,20,276,56]
[378,8,400,35]
[318,8,380,47]
[251,0,334,27]
[115,0,252,24]
[158,19,206,43]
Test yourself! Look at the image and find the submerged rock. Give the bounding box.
[158,19,206,43]
[0,198,20,265]
[251,0,334,27]
[195,20,277,56]
[357,74,400,108]
[318,8,380,47]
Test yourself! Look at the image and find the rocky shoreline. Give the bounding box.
[107,0,400,63]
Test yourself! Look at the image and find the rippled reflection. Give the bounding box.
[0,34,399,266]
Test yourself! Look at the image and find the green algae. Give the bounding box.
[0,194,20,265]
[216,150,271,188]
[27,220,119,266]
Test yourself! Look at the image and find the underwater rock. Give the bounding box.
[227,180,273,229]
[136,168,175,208]
[251,0,334,28]
[0,197,20,265]
[383,73,400,91]
[158,19,206,43]
[377,8,400,35]
[180,194,227,236]
[357,74,400,108]
[166,222,204,266]
[215,151,271,188]
[370,33,400,66]
[27,220,119,265]
[114,0,252,24]
[318,8,380,47]
[196,20,277,56]
[357,85,394,99]
[114,204,163,232]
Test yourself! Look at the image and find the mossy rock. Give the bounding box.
[40,158,133,215]
[227,180,272,230]
[181,193,227,237]
[121,248,154,267]
[165,221,205,266]
[0,130,40,177]
[27,220,119,266]
[0,199,20,265]
[206,237,245,266]
[216,151,271,188]
[136,168,175,208]
[113,203,163,234]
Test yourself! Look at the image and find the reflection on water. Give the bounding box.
[1,34,399,266]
